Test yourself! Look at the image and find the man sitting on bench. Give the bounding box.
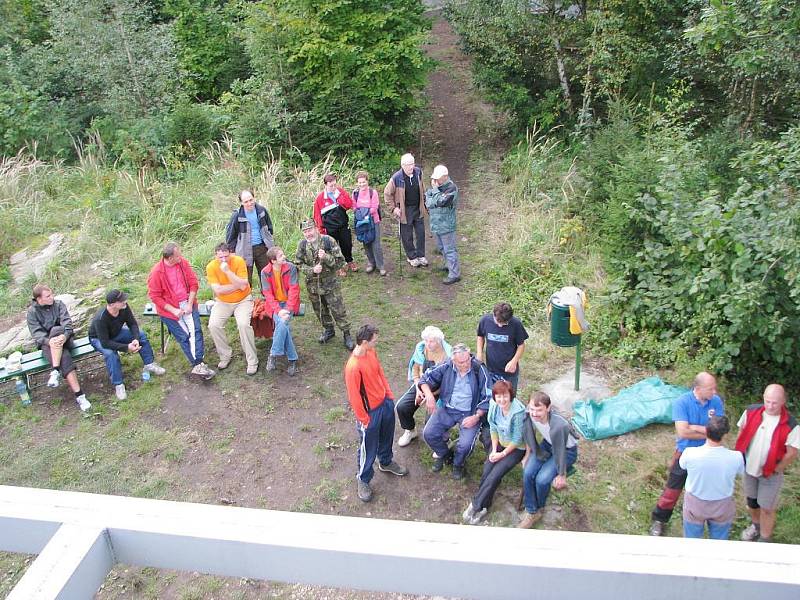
[89,289,165,401]
[26,284,91,412]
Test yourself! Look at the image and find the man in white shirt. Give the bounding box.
[679,415,743,539]
[735,384,799,543]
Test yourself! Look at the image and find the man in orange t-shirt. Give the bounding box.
[206,243,258,375]
[344,324,408,502]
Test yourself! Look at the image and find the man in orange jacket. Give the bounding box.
[344,324,408,502]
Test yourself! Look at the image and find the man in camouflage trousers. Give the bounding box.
[295,219,355,351]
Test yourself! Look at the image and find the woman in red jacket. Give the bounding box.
[313,173,356,275]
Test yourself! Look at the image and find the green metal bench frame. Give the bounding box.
[0,336,100,393]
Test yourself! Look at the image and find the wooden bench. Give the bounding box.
[0,336,100,395]
[143,301,306,354]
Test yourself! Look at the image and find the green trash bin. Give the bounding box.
[550,301,581,347]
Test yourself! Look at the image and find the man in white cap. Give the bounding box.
[425,164,460,284]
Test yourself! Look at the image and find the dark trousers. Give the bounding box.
[247,244,270,289]
[395,384,422,430]
[473,446,525,510]
[652,450,686,523]
[423,406,480,468]
[328,227,354,263]
[41,327,77,376]
[400,207,425,259]
[356,398,396,484]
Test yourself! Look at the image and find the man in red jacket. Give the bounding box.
[147,242,215,378]
[736,383,799,542]
[344,324,408,502]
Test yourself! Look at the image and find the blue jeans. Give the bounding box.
[434,231,460,278]
[423,406,480,468]
[270,302,298,361]
[683,520,732,540]
[523,440,578,513]
[161,309,204,366]
[488,370,520,397]
[89,327,155,385]
[357,398,396,484]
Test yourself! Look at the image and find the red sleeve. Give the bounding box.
[344,358,370,425]
[338,187,353,210]
[147,264,166,312]
[287,266,301,314]
[313,193,326,235]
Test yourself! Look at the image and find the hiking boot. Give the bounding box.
[365,264,375,274]
[143,362,166,375]
[114,384,127,401]
[318,328,335,344]
[265,355,277,372]
[343,331,355,351]
[246,363,258,376]
[379,269,387,276]
[76,394,91,412]
[217,356,231,370]
[417,256,429,266]
[407,257,420,267]
[357,479,373,503]
[337,268,348,277]
[47,370,61,388]
[398,429,418,447]
[348,261,359,272]
[648,520,667,537]
[452,465,465,480]
[518,511,542,529]
[379,461,409,476]
[462,503,476,523]
[741,523,760,542]
[287,360,298,377]
[469,508,487,525]
[442,276,461,285]
[757,536,772,543]
[432,455,446,473]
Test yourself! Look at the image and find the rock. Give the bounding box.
[9,233,64,286]
[540,368,612,416]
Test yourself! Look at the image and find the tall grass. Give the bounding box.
[0,138,356,320]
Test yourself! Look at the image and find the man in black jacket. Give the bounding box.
[26,284,91,411]
[225,189,275,288]
[88,289,165,401]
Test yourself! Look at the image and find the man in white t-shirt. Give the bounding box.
[735,384,799,543]
[679,415,744,539]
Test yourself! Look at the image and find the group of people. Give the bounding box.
[649,373,798,541]
[20,152,798,541]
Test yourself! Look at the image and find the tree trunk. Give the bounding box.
[552,34,573,113]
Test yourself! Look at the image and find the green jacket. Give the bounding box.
[424,179,458,234]
[295,234,345,293]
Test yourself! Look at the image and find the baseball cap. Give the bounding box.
[106,289,128,304]
[431,165,448,179]
[300,219,316,231]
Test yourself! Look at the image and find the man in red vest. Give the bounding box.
[735,384,799,543]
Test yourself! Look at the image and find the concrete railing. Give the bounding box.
[1,485,799,599]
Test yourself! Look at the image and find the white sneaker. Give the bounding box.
[741,523,760,542]
[47,370,61,388]
[143,363,166,375]
[468,508,487,525]
[417,256,429,266]
[115,384,127,401]
[76,394,91,412]
[407,257,420,267]
[191,362,216,379]
[462,503,476,523]
[398,429,418,447]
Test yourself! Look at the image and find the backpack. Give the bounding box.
[353,207,376,244]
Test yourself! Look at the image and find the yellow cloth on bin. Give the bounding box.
[569,292,588,334]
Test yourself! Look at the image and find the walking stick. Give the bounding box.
[397,218,404,278]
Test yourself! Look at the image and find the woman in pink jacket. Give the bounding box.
[352,170,386,276]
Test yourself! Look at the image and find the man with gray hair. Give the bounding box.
[419,343,491,479]
[147,242,215,378]
[384,153,427,267]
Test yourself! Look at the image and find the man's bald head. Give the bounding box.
[763,383,787,416]
[692,371,718,401]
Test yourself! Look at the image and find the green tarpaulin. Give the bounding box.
[571,376,688,441]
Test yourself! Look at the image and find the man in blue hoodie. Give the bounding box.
[419,343,491,479]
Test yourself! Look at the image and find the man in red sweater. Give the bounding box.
[344,324,408,502]
[736,384,799,542]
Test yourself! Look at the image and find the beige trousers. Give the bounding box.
[208,297,258,368]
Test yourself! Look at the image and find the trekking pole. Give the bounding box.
[397,219,404,278]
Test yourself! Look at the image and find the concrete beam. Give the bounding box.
[1,485,799,599]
